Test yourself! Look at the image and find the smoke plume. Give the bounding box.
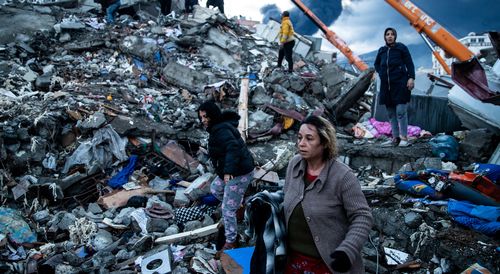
[261,0,343,36]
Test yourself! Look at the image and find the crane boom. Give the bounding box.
[385,0,474,62]
[290,0,369,72]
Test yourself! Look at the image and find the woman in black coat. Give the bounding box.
[374,27,415,147]
[198,101,255,250]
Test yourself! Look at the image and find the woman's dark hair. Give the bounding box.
[300,115,338,160]
[282,11,290,17]
[198,101,221,127]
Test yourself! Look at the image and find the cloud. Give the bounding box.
[328,0,500,55]
[288,0,343,36]
[328,0,421,54]
[261,4,282,23]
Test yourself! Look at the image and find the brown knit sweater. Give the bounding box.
[284,155,373,273]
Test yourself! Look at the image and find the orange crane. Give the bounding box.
[385,0,473,75]
[385,0,499,104]
[290,0,369,72]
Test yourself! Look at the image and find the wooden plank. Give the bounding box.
[238,77,249,142]
[155,223,219,244]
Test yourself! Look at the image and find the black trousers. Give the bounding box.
[159,0,171,15]
[277,40,295,72]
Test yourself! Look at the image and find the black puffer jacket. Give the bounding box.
[374,42,415,107]
[208,111,254,179]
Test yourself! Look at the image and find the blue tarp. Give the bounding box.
[395,171,443,199]
[108,155,138,189]
[447,199,500,236]
[224,247,255,274]
[473,163,500,183]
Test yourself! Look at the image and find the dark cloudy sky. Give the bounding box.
[245,0,500,68]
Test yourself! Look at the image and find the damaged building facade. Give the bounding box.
[0,0,499,274]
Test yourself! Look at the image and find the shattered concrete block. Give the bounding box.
[91,229,114,251]
[165,224,179,236]
[174,187,190,207]
[192,5,219,21]
[55,264,81,274]
[250,86,272,105]
[288,75,306,92]
[0,7,56,44]
[309,81,324,97]
[23,69,38,82]
[415,157,442,170]
[91,251,116,268]
[184,173,214,201]
[59,33,71,43]
[460,129,496,160]
[147,218,171,233]
[200,44,241,70]
[116,249,136,261]
[87,203,103,214]
[404,211,423,229]
[35,74,52,90]
[184,220,203,231]
[78,112,106,129]
[248,110,274,133]
[57,213,77,231]
[162,62,212,92]
[60,21,86,30]
[33,210,51,223]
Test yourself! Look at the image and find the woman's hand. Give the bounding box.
[407,78,415,90]
[224,174,233,183]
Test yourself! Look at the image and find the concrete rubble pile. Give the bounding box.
[0,1,499,274]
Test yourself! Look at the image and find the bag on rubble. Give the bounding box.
[394,172,443,199]
[429,135,459,161]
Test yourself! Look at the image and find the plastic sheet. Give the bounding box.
[429,135,459,161]
[62,125,128,173]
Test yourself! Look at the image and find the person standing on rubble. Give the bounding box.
[97,0,121,24]
[277,11,295,73]
[284,115,373,274]
[159,0,172,15]
[198,101,255,251]
[374,27,415,147]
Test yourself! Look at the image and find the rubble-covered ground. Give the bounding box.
[0,1,499,274]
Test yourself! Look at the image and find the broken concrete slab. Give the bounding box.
[0,7,56,44]
[162,62,216,92]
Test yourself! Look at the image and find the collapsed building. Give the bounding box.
[0,1,499,274]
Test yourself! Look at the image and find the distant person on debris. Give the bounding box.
[277,10,295,73]
[198,101,255,251]
[96,0,121,24]
[159,0,172,15]
[284,115,373,274]
[206,0,224,14]
[374,27,415,147]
